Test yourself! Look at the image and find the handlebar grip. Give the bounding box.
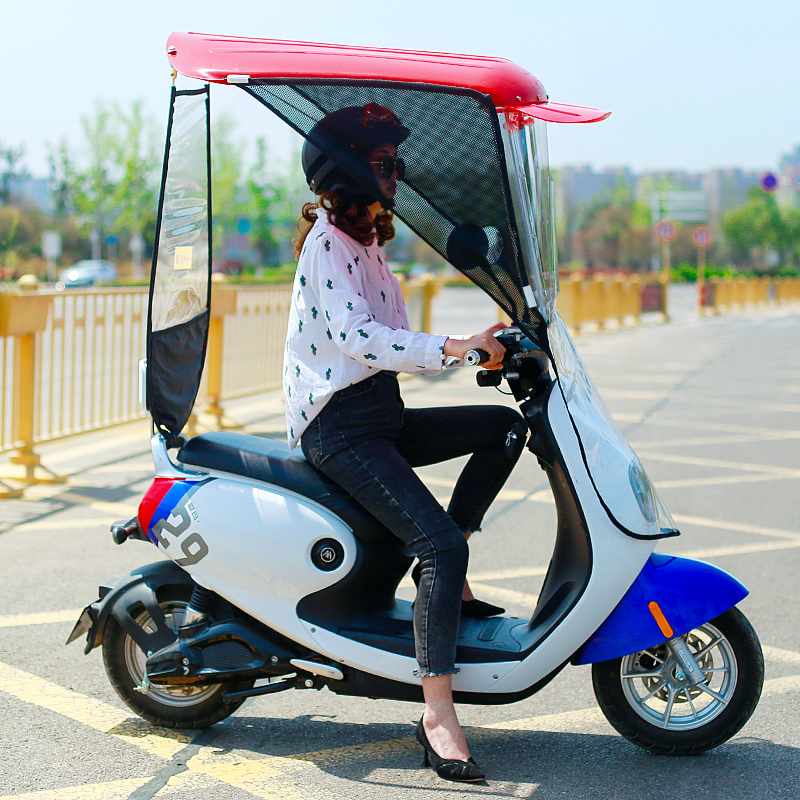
[464,349,490,366]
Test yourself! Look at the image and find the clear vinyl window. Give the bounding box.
[502,118,558,321]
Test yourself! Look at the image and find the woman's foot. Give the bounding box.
[410,563,505,618]
[416,715,484,782]
[418,671,485,782]
[421,707,470,762]
[461,598,505,618]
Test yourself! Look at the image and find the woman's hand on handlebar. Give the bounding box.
[443,323,507,370]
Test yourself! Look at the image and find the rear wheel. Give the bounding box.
[102,590,254,728]
[592,606,763,755]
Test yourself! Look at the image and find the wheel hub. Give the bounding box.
[620,622,737,730]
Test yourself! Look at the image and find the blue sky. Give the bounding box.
[3,0,798,176]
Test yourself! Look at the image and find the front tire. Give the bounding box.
[592,606,763,755]
[101,589,254,728]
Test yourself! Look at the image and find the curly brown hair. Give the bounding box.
[293,190,395,259]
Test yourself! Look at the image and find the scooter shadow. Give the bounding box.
[199,715,800,798]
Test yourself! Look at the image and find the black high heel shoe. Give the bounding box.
[410,563,505,618]
[415,718,485,783]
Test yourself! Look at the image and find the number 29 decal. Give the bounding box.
[139,478,212,566]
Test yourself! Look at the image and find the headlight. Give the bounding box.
[628,457,656,525]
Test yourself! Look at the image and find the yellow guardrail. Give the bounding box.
[702,276,800,314]
[556,273,668,332]
[0,276,439,497]
[0,287,147,495]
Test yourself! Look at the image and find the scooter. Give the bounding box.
[69,33,763,755]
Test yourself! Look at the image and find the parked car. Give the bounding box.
[57,260,117,289]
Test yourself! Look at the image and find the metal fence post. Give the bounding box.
[421,276,439,333]
[200,284,241,431]
[0,290,63,488]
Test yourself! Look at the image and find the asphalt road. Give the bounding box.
[1,287,799,799]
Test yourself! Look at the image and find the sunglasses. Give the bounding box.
[369,155,405,180]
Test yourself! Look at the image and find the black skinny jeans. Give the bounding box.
[300,371,525,676]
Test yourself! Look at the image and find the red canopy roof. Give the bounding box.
[167,32,609,124]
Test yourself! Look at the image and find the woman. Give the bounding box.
[284,103,525,782]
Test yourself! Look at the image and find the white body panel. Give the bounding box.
[148,373,657,694]
[479,388,655,693]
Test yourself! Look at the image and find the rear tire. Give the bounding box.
[101,588,254,728]
[592,606,763,755]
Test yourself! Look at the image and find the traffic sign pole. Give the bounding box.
[692,226,713,315]
[654,221,677,282]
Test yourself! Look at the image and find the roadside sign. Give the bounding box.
[41,231,62,260]
[652,191,708,222]
[655,221,677,243]
[761,173,778,192]
[692,226,713,249]
[42,231,62,283]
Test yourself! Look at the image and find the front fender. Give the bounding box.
[66,561,195,654]
[572,553,748,665]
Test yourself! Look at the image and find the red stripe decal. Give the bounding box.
[138,478,182,534]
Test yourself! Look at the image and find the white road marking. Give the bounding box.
[422,473,528,500]
[762,645,800,666]
[636,451,800,478]
[633,417,800,438]
[629,433,796,448]
[48,491,135,518]
[656,474,800,489]
[670,514,800,541]
[40,430,148,468]
[468,581,539,607]
[2,517,111,533]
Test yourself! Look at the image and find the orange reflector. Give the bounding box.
[648,601,674,638]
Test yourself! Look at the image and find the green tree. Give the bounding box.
[246,142,311,266]
[246,136,281,264]
[574,198,652,271]
[45,101,160,271]
[110,100,159,276]
[0,142,28,204]
[73,101,119,258]
[47,138,78,222]
[211,115,247,256]
[723,188,795,269]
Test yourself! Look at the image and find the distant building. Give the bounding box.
[777,145,800,208]
[4,177,53,214]
[558,165,636,208]
[556,162,769,225]
[702,169,761,220]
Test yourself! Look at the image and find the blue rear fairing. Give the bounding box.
[572,553,748,665]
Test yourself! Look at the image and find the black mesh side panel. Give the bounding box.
[241,81,546,341]
[147,86,212,445]
[148,311,209,442]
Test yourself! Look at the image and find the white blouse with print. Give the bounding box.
[283,213,449,449]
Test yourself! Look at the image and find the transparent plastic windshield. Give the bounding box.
[502,118,558,321]
[151,90,209,332]
[548,312,677,538]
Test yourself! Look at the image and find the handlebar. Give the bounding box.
[463,349,490,366]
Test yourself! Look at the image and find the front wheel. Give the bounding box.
[102,590,254,728]
[592,606,763,755]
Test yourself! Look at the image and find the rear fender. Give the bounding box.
[572,553,748,665]
[69,561,195,654]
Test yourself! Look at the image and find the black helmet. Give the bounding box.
[302,104,410,203]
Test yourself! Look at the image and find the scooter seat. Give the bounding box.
[177,431,401,548]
